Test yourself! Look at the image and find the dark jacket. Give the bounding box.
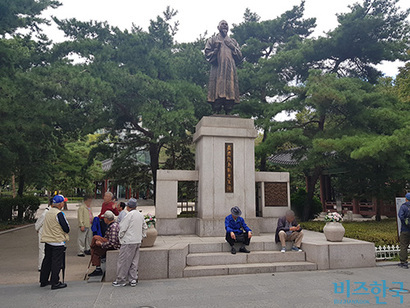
[91,217,102,236]
[275,216,302,243]
[398,201,410,233]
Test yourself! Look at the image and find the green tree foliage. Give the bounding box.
[52,136,104,196]
[232,2,316,171]
[0,0,105,196]
[1,0,408,213]
[0,0,60,194]
[0,0,60,36]
[231,0,409,220]
[52,8,209,195]
[308,0,409,82]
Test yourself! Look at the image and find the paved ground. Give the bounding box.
[0,199,155,285]
[1,200,409,307]
[0,267,409,308]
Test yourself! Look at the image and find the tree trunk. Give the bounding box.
[303,167,322,221]
[17,174,24,197]
[149,142,160,202]
[17,174,25,220]
[12,174,16,198]
[375,198,382,222]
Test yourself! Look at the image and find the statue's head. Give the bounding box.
[218,20,229,37]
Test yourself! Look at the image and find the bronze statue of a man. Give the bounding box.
[205,20,242,114]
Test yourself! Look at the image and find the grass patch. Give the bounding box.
[300,219,399,247]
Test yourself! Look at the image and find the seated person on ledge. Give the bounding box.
[225,206,252,254]
[88,210,120,277]
[275,210,303,253]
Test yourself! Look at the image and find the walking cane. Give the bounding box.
[62,246,66,283]
[84,257,92,280]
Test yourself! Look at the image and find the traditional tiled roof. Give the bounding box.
[268,149,306,166]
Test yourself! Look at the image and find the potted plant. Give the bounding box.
[141,213,157,247]
[323,211,345,242]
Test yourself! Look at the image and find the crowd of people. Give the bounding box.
[35,192,147,290]
[34,191,410,290]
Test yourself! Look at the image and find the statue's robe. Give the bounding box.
[205,33,242,104]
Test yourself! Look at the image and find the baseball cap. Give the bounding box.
[406,193,410,201]
[102,210,115,220]
[53,195,67,204]
[127,198,138,208]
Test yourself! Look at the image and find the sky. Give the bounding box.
[40,0,410,77]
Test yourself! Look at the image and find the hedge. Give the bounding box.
[300,219,399,246]
[0,196,40,221]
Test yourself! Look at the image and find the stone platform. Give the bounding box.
[105,230,375,281]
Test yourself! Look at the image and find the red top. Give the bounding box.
[98,201,119,218]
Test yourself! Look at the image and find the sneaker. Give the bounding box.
[280,247,286,253]
[77,253,85,257]
[112,281,126,287]
[239,247,250,253]
[292,246,302,252]
[130,279,138,287]
[231,247,236,254]
[398,262,409,269]
[84,250,91,255]
[88,268,103,277]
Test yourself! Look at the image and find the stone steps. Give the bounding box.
[186,251,306,266]
[184,240,316,278]
[184,261,318,277]
[188,240,293,254]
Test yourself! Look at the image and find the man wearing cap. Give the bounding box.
[113,198,147,287]
[39,195,70,290]
[225,206,252,254]
[275,210,303,253]
[398,193,410,269]
[88,210,121,277]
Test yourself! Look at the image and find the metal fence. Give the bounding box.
[177,181,198,217]
[375,245,410,260]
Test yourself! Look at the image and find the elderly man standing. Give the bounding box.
[77,195,93,257]
[98,192,119,236]
[88,210,120,277]
[275,210,304,253]
[225,206,252,254]
[398,193,410,269]
[113,198,147,287]
[39,195,70,290]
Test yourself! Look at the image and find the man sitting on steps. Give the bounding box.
[275,210,304,253]
[225,206,252,254]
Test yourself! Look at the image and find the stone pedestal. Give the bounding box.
[193,116,258,236]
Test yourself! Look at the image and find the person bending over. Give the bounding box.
[275,210,303,253]
[225,206,252,254]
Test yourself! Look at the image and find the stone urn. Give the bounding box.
[141,225,158,247]
[323,222,345,242]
